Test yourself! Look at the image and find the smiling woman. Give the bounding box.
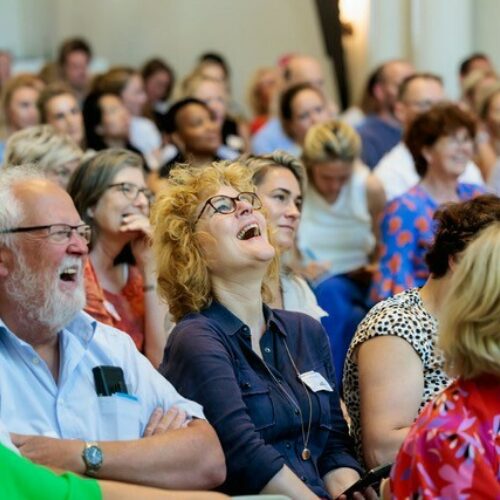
[67,148,170,367]
[153,161,364,499]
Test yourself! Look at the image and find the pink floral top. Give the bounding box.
[391,376,500,499]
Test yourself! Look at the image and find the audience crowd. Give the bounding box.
[0,37,499,499]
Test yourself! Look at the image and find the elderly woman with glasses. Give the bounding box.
[153,161,367,499]
[68,148,170,367]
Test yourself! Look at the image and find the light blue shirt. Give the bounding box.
[0,312,204,440]
[251,117,300,156]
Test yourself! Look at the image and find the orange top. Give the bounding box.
[83,259,145,351]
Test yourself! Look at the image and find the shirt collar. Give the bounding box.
[201,301,287,337]
[0,310,98,348]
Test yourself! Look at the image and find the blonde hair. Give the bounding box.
[241,151,307,195]
[438,223,500,379]
[4,125,83,174]
[151,161,279,322]
[179,70,226,100]
[302,120,361,168]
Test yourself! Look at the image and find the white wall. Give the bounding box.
[2,0,499,110]
[50,0,339,113]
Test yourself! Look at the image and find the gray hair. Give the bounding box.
[4,125,83,176]
[0,165,48,247]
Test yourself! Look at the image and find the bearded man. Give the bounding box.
[0,166,225,490]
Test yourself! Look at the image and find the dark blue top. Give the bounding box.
[160,302,362,498]
[356,115,402,168]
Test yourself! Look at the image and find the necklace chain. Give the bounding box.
[260,337,313,461]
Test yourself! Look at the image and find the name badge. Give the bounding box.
[299,371,334,392]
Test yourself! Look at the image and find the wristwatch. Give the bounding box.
[82,442,103,476]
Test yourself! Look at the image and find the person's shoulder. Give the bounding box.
[457,182,487,198]
[271,308,326,339]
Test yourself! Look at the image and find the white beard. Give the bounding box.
[5,253,85,333]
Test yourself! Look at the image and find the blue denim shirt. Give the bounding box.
[160,302,362,497]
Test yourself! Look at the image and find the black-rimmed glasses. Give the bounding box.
[108,182,155,204]
[0,224,92,244]
[195,192,262,223]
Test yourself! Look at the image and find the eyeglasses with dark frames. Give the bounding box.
[108,182,155,204]
[195,192,262,223]
[0,224,92,244]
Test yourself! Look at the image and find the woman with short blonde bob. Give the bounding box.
[4,124,83,188]
[391,222,500,499]
[154,161,365,499]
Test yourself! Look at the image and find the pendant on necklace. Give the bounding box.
[301,448,311,460]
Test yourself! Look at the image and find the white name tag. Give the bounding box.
[299,371,334,392]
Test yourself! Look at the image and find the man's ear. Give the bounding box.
[0,247,13,278]
[421,145,434,165]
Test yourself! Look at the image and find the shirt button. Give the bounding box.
[300,475,307,482]
[32,357,40,365]
[294,408,300,416]
[285,442,291,449]
[264,347,271,354]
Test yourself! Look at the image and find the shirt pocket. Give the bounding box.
[97,393,141,440]
[308,363,334,433]
[238,369,275,431]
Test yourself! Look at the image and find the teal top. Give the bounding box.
[0,444,102,500]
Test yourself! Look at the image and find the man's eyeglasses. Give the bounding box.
[0,224,92,244]
[108,182,155,204]
[195,192,262,223]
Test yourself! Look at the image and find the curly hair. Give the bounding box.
[439,223,500,379]
[425,194,500,278]
[405,103,476,177]
[151,161,280,322]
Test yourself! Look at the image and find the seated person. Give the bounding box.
[0,165,225,490]
[242,152,326,321]
[3,124,83,188]
[82,90,142,156]
[38,82,86,148]
[343,195,500,468]
[158,98,221,178]
[1,420,227,500]
[390,222,500,499]
[279,83,331,156]
[297,120,386,389]
[371,103,485,302]
[180,72,248,157]
[153,161,364,499]
[67,149,170,367]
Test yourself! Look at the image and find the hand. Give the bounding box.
[299,260,331,282]
[11,433,84,473]
[143,406,189,437]
[120,213,153,271]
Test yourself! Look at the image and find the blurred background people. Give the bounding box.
[298,120,386,389]
[94,67,163,168]
[0,74,43,161]
[279,82,331,157]
[38,82,85,148]
[247,66,279,135]
[371,103,485,302]
[158,98,221,178]
[356,60,415,168]
[3,124,83,188]
[141,57,176,124]
[57,37,92,104]
[180,71,248,157]
[374,73,483,200]
[68,148,170,367]
[390,222,500,499]
[344,195,500,468]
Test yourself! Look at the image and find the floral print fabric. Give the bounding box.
[391,376,500,499]
[371,183,484,303]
